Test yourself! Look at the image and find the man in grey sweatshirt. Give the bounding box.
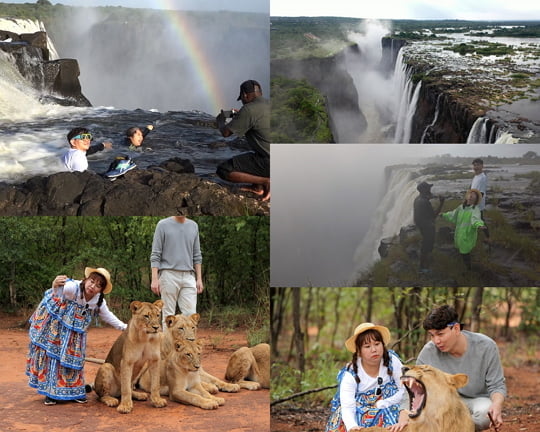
[150,215,204,326]
[417,305,506,431]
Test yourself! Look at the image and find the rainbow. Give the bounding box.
[156,0,225,114]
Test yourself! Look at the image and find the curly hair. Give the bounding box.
[347,329,391,384]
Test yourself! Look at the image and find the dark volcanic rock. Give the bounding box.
[0,165,269,216]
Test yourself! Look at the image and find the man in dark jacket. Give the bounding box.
[413,181,444,272]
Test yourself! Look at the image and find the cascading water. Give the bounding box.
[392,50,422,143]
[350,166,429,282]
[420,93,442,143]
[466,116,519,143]
[0,15,267,183]
[345,21,422,143]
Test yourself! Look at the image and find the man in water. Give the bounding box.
[216,79,270,201]
[62,127,112,172]
[413,181,444,273]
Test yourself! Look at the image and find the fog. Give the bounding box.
[47,8,269,113]
[270,144,540,287]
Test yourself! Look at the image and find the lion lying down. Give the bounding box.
[137,313,239,403]
[225,343,270,390]
[94,300,167,414]
[139,338,225,409]
[160,313,240,393]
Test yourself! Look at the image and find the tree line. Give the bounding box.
[0,216,269,320]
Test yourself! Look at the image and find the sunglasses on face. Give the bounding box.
[375,376,383,396]
[72,133,93,140]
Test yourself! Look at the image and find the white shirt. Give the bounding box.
[62,148,88,172]
[340,353,406,431]
[53,280,127,330]
[471,172,487,211]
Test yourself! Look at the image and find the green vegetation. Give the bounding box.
[0,217,269,333]
[444,41,515,56]
[271,76,333,143]
[271,287,540,407]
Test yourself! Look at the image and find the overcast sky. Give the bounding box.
[7,0,268,13]
[270,0,540,21]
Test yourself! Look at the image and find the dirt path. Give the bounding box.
[1,315,269,432]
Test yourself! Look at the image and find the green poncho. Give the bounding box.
[442,205,484,254]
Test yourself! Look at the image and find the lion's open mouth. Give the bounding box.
[401,375,427,418]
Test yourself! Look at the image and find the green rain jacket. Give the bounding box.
[441,204,485,254]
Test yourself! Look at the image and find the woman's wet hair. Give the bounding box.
[347,329,391,383]
[125,127,140,138]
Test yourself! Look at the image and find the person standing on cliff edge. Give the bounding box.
[413,181,444,273]
[471,158,490,243]
[215,79,270,201]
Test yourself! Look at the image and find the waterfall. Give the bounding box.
[467,117,489,143]
[393,50,422,143]
[350,166,429,281]
[467,116,519,143]
[420,93,442,143]
[0,18,59,59]
[0,51,48,120]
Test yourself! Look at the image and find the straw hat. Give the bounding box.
[84,267,113,294]
[345,322,391,353]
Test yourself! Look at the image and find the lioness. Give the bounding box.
[94,300,167,414]
[400,364,475,432]
[225,343,270,390]
[141,338,225,409]
[162,314,240,393]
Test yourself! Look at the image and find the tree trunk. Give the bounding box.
[292,288,305,373]
[470,287,484,332]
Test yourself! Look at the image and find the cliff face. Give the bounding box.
[271,45,367,143]
[272,38,487,143]
[0,27,91,106]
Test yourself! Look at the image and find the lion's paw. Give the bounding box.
[221,383,241,393]
[200,399,220,410]
[132,390,149,401]
[117,400,133,414]
[213,396,225,406]
[151,396,167,408]
[100,396,119,407]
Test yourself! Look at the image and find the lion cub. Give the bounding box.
[94,300,167,414]
[163,314,240,393]
[165,339,225,409]
[225,343,270,390]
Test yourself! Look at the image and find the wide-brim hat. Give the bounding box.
[345,322,391,353]
[84,267,113,294]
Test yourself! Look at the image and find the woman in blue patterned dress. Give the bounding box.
[326,323,409,432]
[26,267,127,405]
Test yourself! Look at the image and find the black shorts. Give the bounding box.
[216,152,270,179]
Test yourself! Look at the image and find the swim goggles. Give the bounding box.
[72,133,93,140]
